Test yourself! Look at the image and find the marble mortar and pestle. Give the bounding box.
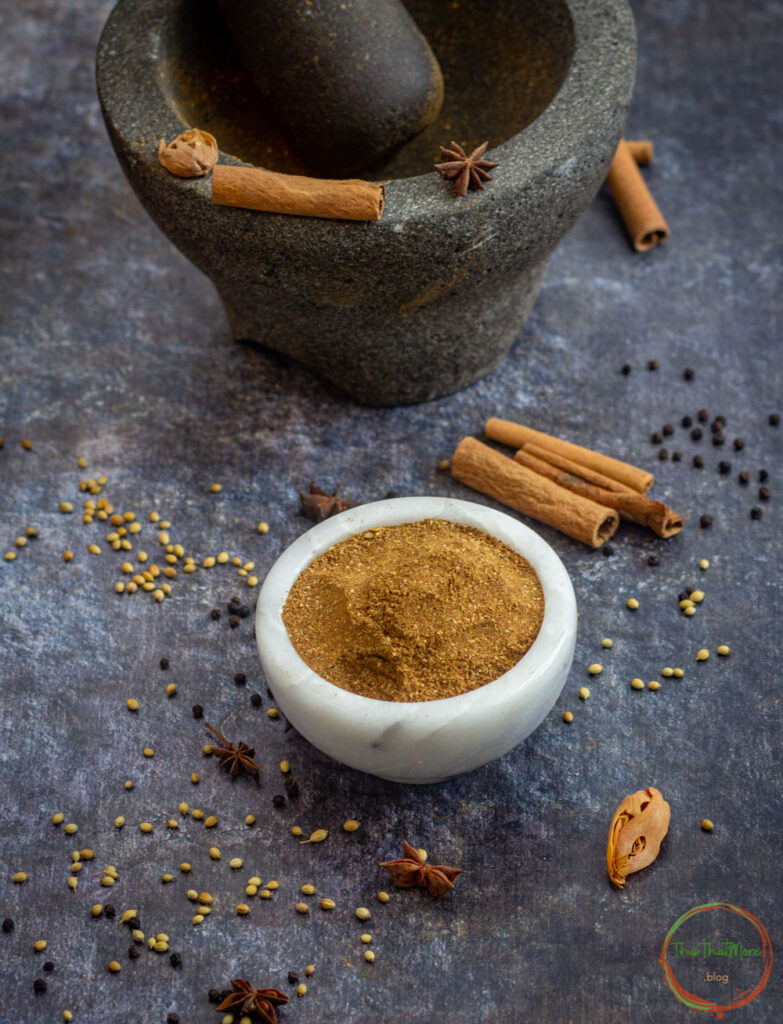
[97,0,635,405]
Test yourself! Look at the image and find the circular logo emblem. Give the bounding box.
[659,902,772,1017]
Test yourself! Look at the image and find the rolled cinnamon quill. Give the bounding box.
[514,449,684,539]
[522,443,634,493]
[485,418,653,494]
[606,138,669,252]
[212,164,385,221]
[451,437,619,548]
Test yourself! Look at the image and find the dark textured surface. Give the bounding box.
[96,0,634,404]
[1,1,781,1022]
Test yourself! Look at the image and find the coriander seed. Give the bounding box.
[630,678,644,690]
[343,819,360,832]
[696,648,710,661]
[320,898,335,910]
[717,644,731,656]
[626,598,639,610]
[578,686,590,700]
[587,664,603,675]
[647,681,661,691]
[562,711,574,723]
[295,902,310,914]
[364,950,375,963]
[377,891,390,903]
[355,907,371,921]
[701,819,714,831]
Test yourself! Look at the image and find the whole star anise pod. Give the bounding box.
[434,141,498,198]
[204,722,259,776]
[379,839,463,898]
[217,979,289,1023]
[299,481,355,522]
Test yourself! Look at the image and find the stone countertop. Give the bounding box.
[0,1,780,1022]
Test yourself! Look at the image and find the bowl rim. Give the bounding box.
[255,496,576,723]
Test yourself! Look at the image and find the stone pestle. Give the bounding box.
[218,0,444,177]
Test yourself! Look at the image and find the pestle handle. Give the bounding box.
[219,0,444,177]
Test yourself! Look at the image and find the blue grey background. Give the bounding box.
[0,1,780,1022]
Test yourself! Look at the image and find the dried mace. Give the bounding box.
[217,979,289,1023]
[379,839,462,897]
[204,723,259,776]
[606,787,671,889]
[434,141,498,198]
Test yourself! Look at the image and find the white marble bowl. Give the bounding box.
[255,497,577,783]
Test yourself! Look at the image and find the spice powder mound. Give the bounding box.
[282,519,545,702]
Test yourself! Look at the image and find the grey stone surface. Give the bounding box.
[96,0,635,405]
[0,1,781,1022]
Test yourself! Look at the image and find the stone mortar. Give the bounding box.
[97,0,635,405]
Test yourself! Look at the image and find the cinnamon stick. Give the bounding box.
[451,437,619,548]
[606,138,669,252]
[626,139,654,166]
[211,164,385,221]
[485,418,654,494]
[521,443,635,493]
[513,449,684,539]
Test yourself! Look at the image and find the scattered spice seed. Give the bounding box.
[601,638,613,648]
[320,899,335,910]
[672,451,682,462]
[562,710,574,723]
[301,884,316,895]
[699,558,710,570]
[343,819,360,832]
[733,437,745,451]
[161,873,173,883]
[626,598,639,610]
[34,940,48,952]
[234,672,246,685]
[651,432,662,445]
[108,961,121,973]
[166,683,177,697]
[295,903,310,914]
[192,704,203,720]
[204,815,218,828]
[683,368,694,380]
[701,819,714,831]
[209,847,221,860]
[717,644,731,656]
[124,780,134,790]
[257,521,269,534]
[229,858,244,870]
[355,907,371,921]
[647,681,661,691]
[64,823,78,835]
[34,979,47,994]
[250,693,262,708]
[361,933,372,944]
[693,455,704,469]
[690,590,705,602]
[301,829,328,844]
[267,708,280,719]
[621,363,631,375]
[272,795,286,809]
[52,812,65,825]
[91,904,103,917]
[245,814,256,826]
[738,471,750,485]
[126,698,139,712]
[2,919,14,933]
[142,747,154,757]
[759,486,770,500]
[647,555,659,567]
[236,904,250,915]
[696,649,710,661]
[12,872,28,883]
[297,984,307,997]
[578,687,590,700]
[699,515,712,529]
[661,667,674,678]
[759,469,769,482]
[647,360,659,371]
[179,863,192,873]
[751,507,763,520]
[587,664,603,676]
[364,951,375,963]
[291,826,303,837]
[718,461,731,475]
[630,678,644,690]
[280,760,290,774]
[658,449,668,461]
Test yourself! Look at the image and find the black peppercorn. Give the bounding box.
[210,608,222,620]
[672,451,682,462]
[751,507,763,520]
[385,490,398,499]
[759,469,769,482]
[43,961,54,972]
[733,438,745,451]
[700,514,713,529]
[710,421,722,434]
[691,428,703,441]
[718,462,731,475]
[602,544,614,557]
[167,1015,180,1024]
[208,989,222,1004]
[693,455,704,468]
[228,616,240,629]
[759,486,770,500]
[681,416,693,428]
[192,704,204,720]
[621,363,632,375]
[2,919,14,933]
[227,600,241,614]
[272,794,286,808]
[250,692,262,708]
[658,448,668,461]
[33,978,47,994]
[288,972,300,985]
[126,916,140,931]
[104,904,116,919]
[712,433,725,446]
[160,657,169,670]
[683,368,695,380]
[698,409,709,422]
[770,413,781,426]
[715,415,726,426]
[647,359,659,370]
[738,471,749,485]
[128,946,140,960]
[237,605,251,619]
[651,432,662,444]
[647,555,659,566]
[284,777,300,798]
[662,423,674,436]
[234,672,247,685]
[170,952,182,968]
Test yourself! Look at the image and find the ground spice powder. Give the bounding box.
[282,519,545,702]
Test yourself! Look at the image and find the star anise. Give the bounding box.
[217,979,289,1023]
[299,481,355,522]
[379,839,463,898]
[434,140,498,198]
[204,722,259,776]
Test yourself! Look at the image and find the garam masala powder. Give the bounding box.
[282,519,545,702]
